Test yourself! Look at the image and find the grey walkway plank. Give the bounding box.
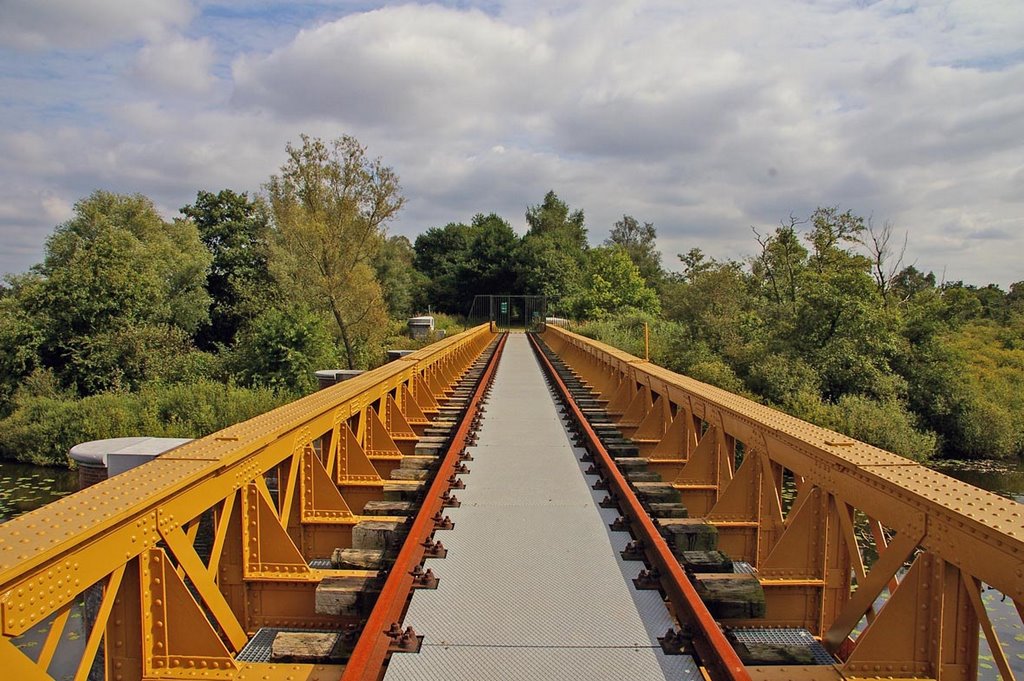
[385,334,699,680]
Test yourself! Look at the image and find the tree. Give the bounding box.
[678,248,713,283]
[413,222,475,313]
[525,190,587,250]
[752,220,807,314]
[373,235,422,317]
[606,215,662,287]
[0,275,45,412]
[519,191,589,304]
[807,206,865,270]
[266,135,404,369]
[865,219,907,305]
[412,215,522,314]
[564,246,660,319]
[228,304,339,393]
[181,189,273,349]
[22,191,212,394]
[461,213,521,299]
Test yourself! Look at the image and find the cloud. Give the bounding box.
[133,36,219,95]
[1,1,1023,288]
[231,5,548,133]
[0,0,193,50]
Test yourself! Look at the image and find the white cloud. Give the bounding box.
[0,0,193,50]
[1,1,1023,287]
[231,5,549,133]
[133,36,218,95]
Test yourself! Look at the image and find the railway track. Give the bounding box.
[321,333,830,680]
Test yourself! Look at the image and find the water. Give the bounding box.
[0,460,78,522]
[930,458,1024,504]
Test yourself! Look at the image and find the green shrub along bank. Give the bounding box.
[0,380,293,467]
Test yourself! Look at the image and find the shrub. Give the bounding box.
[0,381,292,466]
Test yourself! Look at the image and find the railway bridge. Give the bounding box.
[0,325,1020,681]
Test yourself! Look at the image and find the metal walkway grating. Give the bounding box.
[385,334,700,680]
[236,627,341,663]
[730,627,835,665]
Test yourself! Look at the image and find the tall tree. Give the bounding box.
[606,215,662,287]
[565,246,660,319]
[181,189,272,349]
[266,135,404,369]
[525,190,587,250]
[18,191,212,394]
[519,191,588,305]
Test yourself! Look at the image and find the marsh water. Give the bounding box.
[1,458,1022,678]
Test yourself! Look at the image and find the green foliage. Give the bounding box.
[39,191,212,335]
[267,135,402,369]
[519,191,589,302]
[525,190,587,251]
[5,172,1024,470]
[413,214,522,314]
[373,235,422,317]
[606,215,663,287]
[181,189,273,349]
[226,304,340,394]
[745,354,821,406]
[0,381,291,466]
[579,205,973,462]
[784,392,937,461]
[564,247,660,319]
[3,192,212,398]
[413,222,476,312]
[516,234,585,303]
[937,320,1024,458]
[0,283,44,413]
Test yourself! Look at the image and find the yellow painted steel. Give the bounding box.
[4,320,1021,681]
[543,325,1023,681]
[0,325,494,681]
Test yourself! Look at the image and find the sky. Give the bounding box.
[1,0,1023,286]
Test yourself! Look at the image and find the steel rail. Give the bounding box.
[528,332,751,681]
[342,332,508,681]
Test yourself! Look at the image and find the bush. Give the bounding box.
[783,390,937,461]
[0,381,292,466]
[226,305,340,392]
[745,353,820,406]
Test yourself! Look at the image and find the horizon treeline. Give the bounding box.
[0,134,1022,466]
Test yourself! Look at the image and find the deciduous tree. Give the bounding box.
[266,135,404,369]
[181,189,272,349]
[606,215,662,287]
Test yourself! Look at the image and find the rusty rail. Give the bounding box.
[528,332,751,681]
[0,325,496,681]
[342,332,507,681]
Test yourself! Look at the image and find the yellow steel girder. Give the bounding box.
[543,326,1022,681]
[0,325,495,681]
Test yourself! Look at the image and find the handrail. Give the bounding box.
[544,324,1023,680]
[343,332,508,680]
[543,326,1023,603]
[0,325,493,642]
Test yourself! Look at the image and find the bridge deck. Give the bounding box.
[385,334,699,680]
